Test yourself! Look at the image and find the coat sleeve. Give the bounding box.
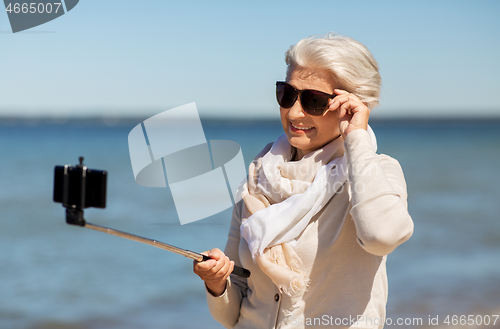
[205,200,248,328]
[344,128,414,256]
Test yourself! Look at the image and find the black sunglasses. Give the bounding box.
[276,81,336,116]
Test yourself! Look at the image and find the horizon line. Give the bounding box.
[2,115,500,126]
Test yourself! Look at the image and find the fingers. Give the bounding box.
[207,248,223,261]
[333,89,350,96]
[339,99,363,116]
[193,248,233,282]
[327,89,370,138]
[193,248,235,297]
[328,89,364,113]
[193,248,220,272]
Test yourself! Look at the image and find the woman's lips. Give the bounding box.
[290,121,314,133]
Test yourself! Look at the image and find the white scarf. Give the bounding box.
[240,127,377,295]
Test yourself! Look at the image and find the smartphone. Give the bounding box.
[53,165,107,209]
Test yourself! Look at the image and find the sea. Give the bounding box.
[1,117,500,329]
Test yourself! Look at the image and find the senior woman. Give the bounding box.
[193,33,414,329]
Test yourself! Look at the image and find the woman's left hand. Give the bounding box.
[328,89,370,139]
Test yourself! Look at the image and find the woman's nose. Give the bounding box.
[287,100,306,119]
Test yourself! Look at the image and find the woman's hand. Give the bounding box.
[328,89,370,139]
[193,248,234,297]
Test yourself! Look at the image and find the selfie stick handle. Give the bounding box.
[65,209,250,278]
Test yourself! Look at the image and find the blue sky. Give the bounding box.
[1,0,499,119]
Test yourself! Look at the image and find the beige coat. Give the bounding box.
[206,129,414,329]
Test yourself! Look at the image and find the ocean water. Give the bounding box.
[1,118,499,329]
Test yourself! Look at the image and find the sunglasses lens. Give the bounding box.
[301,91,331,116]
[276,83,297,108]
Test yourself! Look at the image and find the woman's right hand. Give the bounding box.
[193,248,234,297]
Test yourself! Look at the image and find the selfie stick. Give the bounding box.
[65,208,250,278]
[57,157,251,279]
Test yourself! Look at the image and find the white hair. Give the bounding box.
[285,33,381,109]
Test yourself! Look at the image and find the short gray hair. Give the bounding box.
[285,33,381,109]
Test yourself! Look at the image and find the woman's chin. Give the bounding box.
[287,135,313,153]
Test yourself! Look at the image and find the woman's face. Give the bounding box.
[280,65,341,160]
